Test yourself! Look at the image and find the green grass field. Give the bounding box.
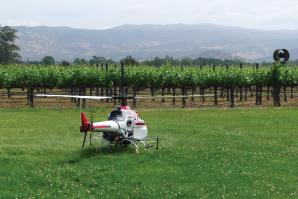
[1,107,298,198]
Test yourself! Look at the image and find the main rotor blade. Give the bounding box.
[135,94,215,99]
[35,94,112,100]
[112,96,135,100]
[36,94,216,100]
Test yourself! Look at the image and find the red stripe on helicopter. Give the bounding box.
[135,122,145,126]
[93,125,111,128]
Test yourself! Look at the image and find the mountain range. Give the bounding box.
[14,24,298,62]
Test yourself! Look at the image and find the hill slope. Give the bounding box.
[15,24,298,61]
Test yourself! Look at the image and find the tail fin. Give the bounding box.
[80,112,90,132]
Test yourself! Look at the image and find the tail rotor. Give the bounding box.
[80,112,90,148]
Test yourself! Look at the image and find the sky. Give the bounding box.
[1,0,298,30]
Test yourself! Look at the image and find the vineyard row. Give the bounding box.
[0,64,297,107]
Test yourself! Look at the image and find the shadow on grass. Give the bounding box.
[61,145,138,165]
[81,145,137,157]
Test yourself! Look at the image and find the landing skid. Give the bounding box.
[82,132,159,153]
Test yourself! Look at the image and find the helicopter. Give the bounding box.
[37,93,161,153]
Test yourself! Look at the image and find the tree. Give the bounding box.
[61,60,70,66]
[89,56,104,65]
[73,58,88,65]
[181,58,193,66]
[42,56,55,65]
[121,56,139,66]
[142,57,163,67]
[88,56,115,65]
[0,26,21,64]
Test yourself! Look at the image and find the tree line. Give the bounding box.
[25,55,247,67]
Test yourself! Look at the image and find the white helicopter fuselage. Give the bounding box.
[92,106,148,140]
[34,94,158,151]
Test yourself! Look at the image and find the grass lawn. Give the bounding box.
[0,107,298,198]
